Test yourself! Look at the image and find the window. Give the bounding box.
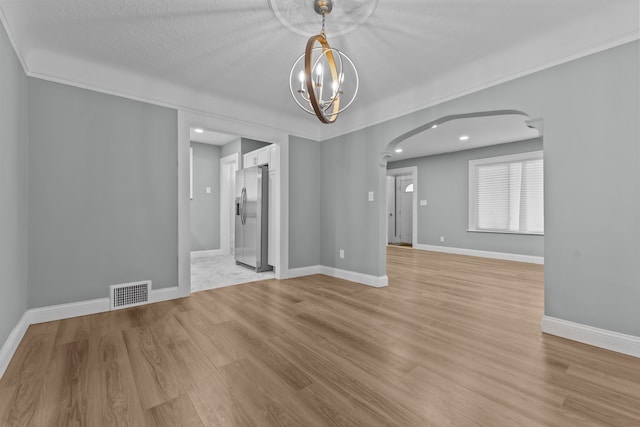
[404,183,414,193]
[469,151,543,234]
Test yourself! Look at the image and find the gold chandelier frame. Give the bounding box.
[288,0,359,124]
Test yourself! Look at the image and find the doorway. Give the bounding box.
[177,110,289,298]
[387,174,414,246]
[188,131,279,293]
[386,166,418,247]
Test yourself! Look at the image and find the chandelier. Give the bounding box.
[288,0,359,124]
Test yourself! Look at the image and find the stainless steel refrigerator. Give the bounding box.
[235,165,272,272]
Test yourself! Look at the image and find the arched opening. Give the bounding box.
[380,109,544,277]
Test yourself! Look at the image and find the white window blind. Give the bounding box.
[469,151,543,234]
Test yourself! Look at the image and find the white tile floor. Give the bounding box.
[190,252,275,292]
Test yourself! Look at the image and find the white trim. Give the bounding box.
[27,298,110,325]
[319,266,388,288]
[287,265,388,288]
[150,286,186,303]
[286,265,322,278]
[178,110,290,286]
[23,51,320,141]
[0,7,28,73]
[220,152,239,256]
[0,312,30,379]
[190,249,224,259]
[178,111,192,298]
[414,243,544,265]
[386,166,418,247]
[189,146,194,200]
[542,316,640,359]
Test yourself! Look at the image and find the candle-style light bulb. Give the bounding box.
[315,63,323,101]
[298,70,305,92]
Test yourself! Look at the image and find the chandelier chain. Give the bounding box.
[288,0,359,124]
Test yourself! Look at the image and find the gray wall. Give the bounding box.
[220,137,269,169]
[221,138,241,159]
[320,127,385,276]
[241,138,270,157]
[389,138,544,257]
[190,142,221,251]
[289,136,321,268]
[0,23,28,346]
[241,137,271,169]
[28,79,178,308]
[321,40,639,336]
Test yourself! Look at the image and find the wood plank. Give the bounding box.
[122,326,184,409]
[0,247,639,425]
[144,393,204,427]
[87,332,146,426]
[188,369,257,427]
[1,322,58,387]
[0,379,44,426]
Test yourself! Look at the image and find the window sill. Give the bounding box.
[467,229,544,236]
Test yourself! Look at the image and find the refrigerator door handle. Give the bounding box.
[241,187,247,225]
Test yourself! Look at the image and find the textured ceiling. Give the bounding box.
[1,0,637,139]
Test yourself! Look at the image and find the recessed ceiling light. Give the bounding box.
[395,148,403,153]
[459,135,469,141]
[431,124,438,129]
[194,128,204,134]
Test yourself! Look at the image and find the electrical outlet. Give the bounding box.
[339,249,345,259]
[440,236,445,243]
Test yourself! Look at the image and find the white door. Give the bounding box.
[396,175,413,245]
[386,176,396,243]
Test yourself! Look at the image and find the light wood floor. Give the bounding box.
[2,247,640,426]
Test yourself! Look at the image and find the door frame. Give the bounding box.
[220,153,239,256]
[177,110,289,298]
[386,166,418,247]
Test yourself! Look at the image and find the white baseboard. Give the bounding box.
[0,285,187,379]
[542,316,640,358]
[320,266,388,288]
[286,265,322,278]
[413,244,544,265]
[286,265,388,288]
[27,297,110,325]
[190,249,224,259]
[0,312,30,380]
[150,286,189,303]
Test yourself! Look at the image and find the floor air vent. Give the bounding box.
[110,280,151,310]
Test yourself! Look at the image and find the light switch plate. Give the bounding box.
[206,187,211,194]
[420,200,427,206]
[368,191,374,201]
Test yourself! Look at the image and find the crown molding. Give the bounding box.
[2,2,638,142]
[23,49,324,142]
[318,2,640,140]
[0,3,27,73]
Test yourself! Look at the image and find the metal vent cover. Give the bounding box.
[110,280,151,310]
